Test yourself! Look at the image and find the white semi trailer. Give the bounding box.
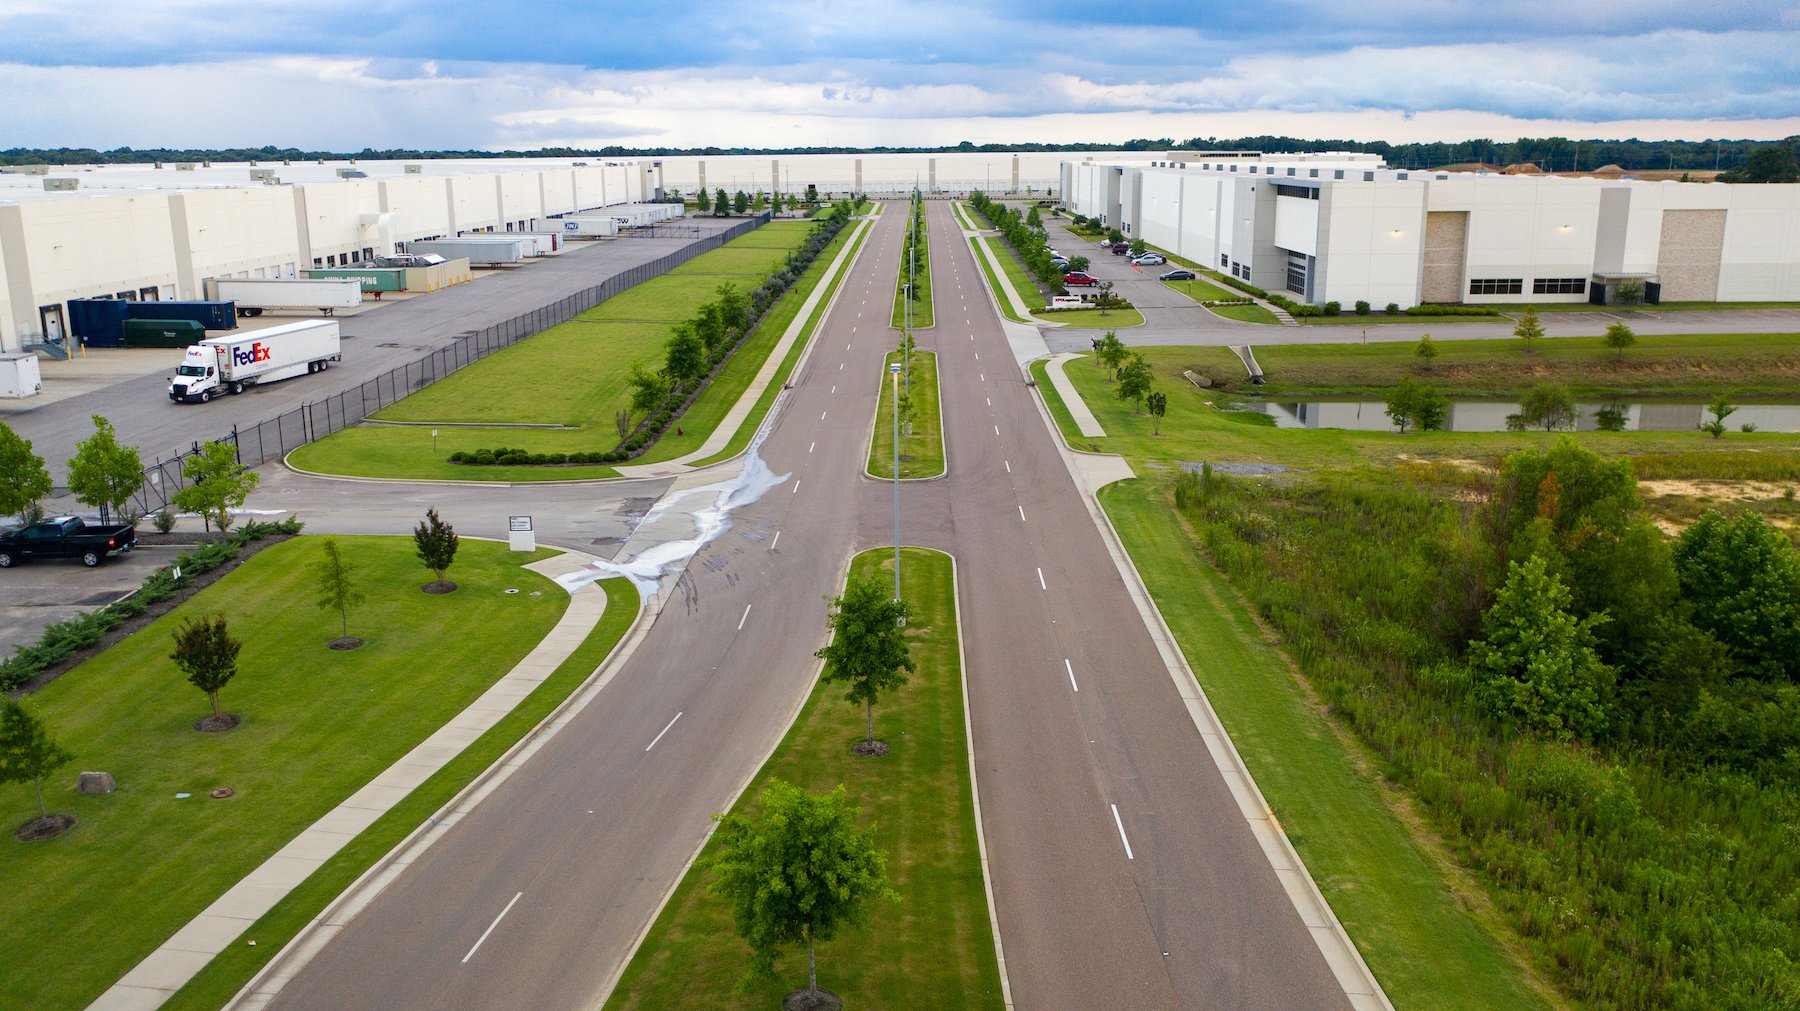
[204,277,364,316]
[168,320,341,403]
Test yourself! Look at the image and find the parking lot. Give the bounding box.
[0,542,173,662]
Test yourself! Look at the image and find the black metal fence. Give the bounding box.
[127,213,772,518]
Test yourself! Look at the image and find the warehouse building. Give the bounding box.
[1061,154,1800,309]
[0,159,662,352]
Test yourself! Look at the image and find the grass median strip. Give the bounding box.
[892,204,934,330]
[1099,480,1550,1011]
[0,537,578,1009]
[608,547,1003,1009]
[165,571,639,1010]
[867,350,944,479]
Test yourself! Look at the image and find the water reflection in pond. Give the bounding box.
[1246,400,1800,433]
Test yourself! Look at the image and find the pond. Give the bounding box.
[1244,399,1800,433]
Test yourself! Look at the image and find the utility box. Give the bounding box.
[43,178,78,191]
[0,353,43,400]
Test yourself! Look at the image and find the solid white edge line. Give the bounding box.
[1065,658,1079,692]
[1018,505,1026,522]
[462,891,524,964]
[1036,567,1046,589]
[809,442,815,453]
[1004,460,1010,473]
[737,604,752,630]
[770,531,781,551]
[792,480,801,494]
[644,711,683,752]
[1110,805,1134,860]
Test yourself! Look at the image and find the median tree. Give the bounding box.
[313,538,365,647]
[815,575,915,755]
[1513,306,1545,349]
[172,439,259,536]
[66,415,144,524]
[413,507,460,592]
[171,613,243,731]
[0,697,74,831]
[706,780,895,1000]
[0,422,52,524]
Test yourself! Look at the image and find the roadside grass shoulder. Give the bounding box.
[0,538,577,1010]
[1028,359,1090,449]
[608,548,1002,1009]
[986,232,1050,310]
[969,236,1029,325]
[867,351,944,479]
[167,575,638,1009]
[1100,479,1551,1011]
[688,221,868,468]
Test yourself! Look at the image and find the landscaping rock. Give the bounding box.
[76,771,116,794]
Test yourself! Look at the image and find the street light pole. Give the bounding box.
[889,361,902,601]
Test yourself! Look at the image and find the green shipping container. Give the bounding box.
[121,318,206,348]
[303,267,407,293]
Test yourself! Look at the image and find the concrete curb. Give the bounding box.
[1022,386,1394,1011]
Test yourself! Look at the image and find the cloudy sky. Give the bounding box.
[4,0,1798,150]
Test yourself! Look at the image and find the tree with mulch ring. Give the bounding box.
[313,537,366,650]
[171,612,243,733]
[814,575,914,757]
[706,779,893,1009]
[1,697,75,841]
[413,507,461,594]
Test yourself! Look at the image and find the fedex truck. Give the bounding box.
[168,320,341,403]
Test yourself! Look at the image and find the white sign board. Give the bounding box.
[508,515,535,552]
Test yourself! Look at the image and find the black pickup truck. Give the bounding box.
[0,516,138,568]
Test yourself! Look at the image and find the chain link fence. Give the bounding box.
[127,213,771,518]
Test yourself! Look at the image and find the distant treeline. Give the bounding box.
[2,135,1796,171]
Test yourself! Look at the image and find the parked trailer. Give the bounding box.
[168,319,341,403]
[0,352,42,399]
[403,238,529,266]
[303,267,409,293]
[203,278,363,317]
[452,233,559,257]
[544,215,620,238]
[68,298,237,346]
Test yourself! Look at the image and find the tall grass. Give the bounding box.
[1172,469,1800,1009]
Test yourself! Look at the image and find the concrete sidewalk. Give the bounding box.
[615,215,874,478]
[89,550,618,1011]
[1043,353,1108,437]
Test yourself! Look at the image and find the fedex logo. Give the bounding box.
[231,342,272,367]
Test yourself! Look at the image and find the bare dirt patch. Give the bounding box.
[194,713,241,733]
[422,581,459,595]
[1639,479,1796,502]
[15,814,76,842]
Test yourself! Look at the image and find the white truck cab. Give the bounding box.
[169,320,341,403]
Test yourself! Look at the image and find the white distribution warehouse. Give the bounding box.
[1061,153,1800,310]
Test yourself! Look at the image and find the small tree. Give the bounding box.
[804,183,819,205]
[1147,390,1168,435]
[1068,255,1090,273]
[0,422,53,523]
[665,327,707,391]
[1093,281,1117,315]
[1386,376,1449,433]
[313,538,365,643]
[1614,280,1645,306]
[1024,205,1042,229]
[733,190,750,214]
[1700,394,1738,439]
[1519,382,1577,431]
[714,188,730,216]
[413,507,460,588]
[1095,331,1128,381]
[769,191,784,215]
[66,415,144,524]
[171,613,242,724]
[815,575,915,750]
[1513,307,1545,349]
[626,363,673,418]
[1128,238,1147,257]
[707,780,895,998]
[1467,555,1613,741]
[1604,321,1637,358]
[1116,353,1155,413]
[1106,226,1124,244]
[0,697,74,824]
[172,439,259,535]
[1414,333,1440,368]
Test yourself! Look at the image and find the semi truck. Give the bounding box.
[203,278,363,316]
[168,319,341,403]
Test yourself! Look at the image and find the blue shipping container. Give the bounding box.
[67,299,131,345]
[126,300,237,331]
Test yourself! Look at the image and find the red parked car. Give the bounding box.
[1062,271,1098,286]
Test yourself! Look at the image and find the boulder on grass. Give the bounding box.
[76,771,117,794]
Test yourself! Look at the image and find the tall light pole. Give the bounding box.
[889,361,902,601]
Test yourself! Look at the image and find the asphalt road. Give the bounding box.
[263,206,909,1009]
[256,199,1349,1009]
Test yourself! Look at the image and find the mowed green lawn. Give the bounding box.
[609,548,1003,1009]
[289,221,818,479]
[0,536,572,1010]
[868,351,944,479]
